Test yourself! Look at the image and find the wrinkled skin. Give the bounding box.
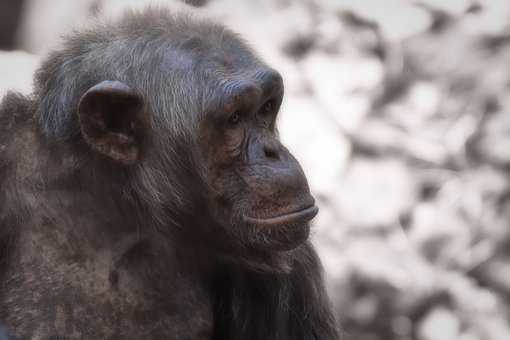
[0,9,339,340]
[199,71,317,252]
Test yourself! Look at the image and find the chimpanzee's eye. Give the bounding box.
[228,112,241,125]
[260,100,276,116]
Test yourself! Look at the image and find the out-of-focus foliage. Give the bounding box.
[2,1,510,339]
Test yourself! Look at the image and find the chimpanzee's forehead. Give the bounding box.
[155,33,281,102]
[157,36,265,76]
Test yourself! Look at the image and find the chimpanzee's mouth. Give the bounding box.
[243,205,319,227]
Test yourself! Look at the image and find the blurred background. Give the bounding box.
[2,0,510,339]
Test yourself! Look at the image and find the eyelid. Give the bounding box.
[259,96,281,118]
[261,100,274,114]
[228,111,241,125]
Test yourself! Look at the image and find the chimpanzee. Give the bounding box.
[0,9,339,340]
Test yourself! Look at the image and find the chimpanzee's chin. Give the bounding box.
[251,222,311,252]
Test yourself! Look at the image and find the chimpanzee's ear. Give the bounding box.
[78,80,147,165]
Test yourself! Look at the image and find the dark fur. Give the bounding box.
[0,9,339,340]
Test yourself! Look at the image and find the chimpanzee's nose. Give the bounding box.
[248,134,282,163]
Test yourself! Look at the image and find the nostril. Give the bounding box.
[264,145,279,160]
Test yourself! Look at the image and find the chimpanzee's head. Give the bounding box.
[37,10,317,252]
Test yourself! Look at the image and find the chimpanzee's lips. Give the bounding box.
[243,205,319,227]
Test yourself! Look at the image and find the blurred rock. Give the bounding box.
[351,118,451,165]
[418,0,472,16]
[418,307,461,340]
[0,51,40,98]
[278,96,350,197]
[302,52,382,132]
[409,201,472,265]
[324,0,432,41]
[182,0,209,7]
[337,158,417,228]
[473,257,510,299]
[472,111,510,166]
[460,0,510,35]
[18,0,97,54]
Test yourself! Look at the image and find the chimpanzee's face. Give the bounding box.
[197,69,317,251]
[76,44,317,252]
